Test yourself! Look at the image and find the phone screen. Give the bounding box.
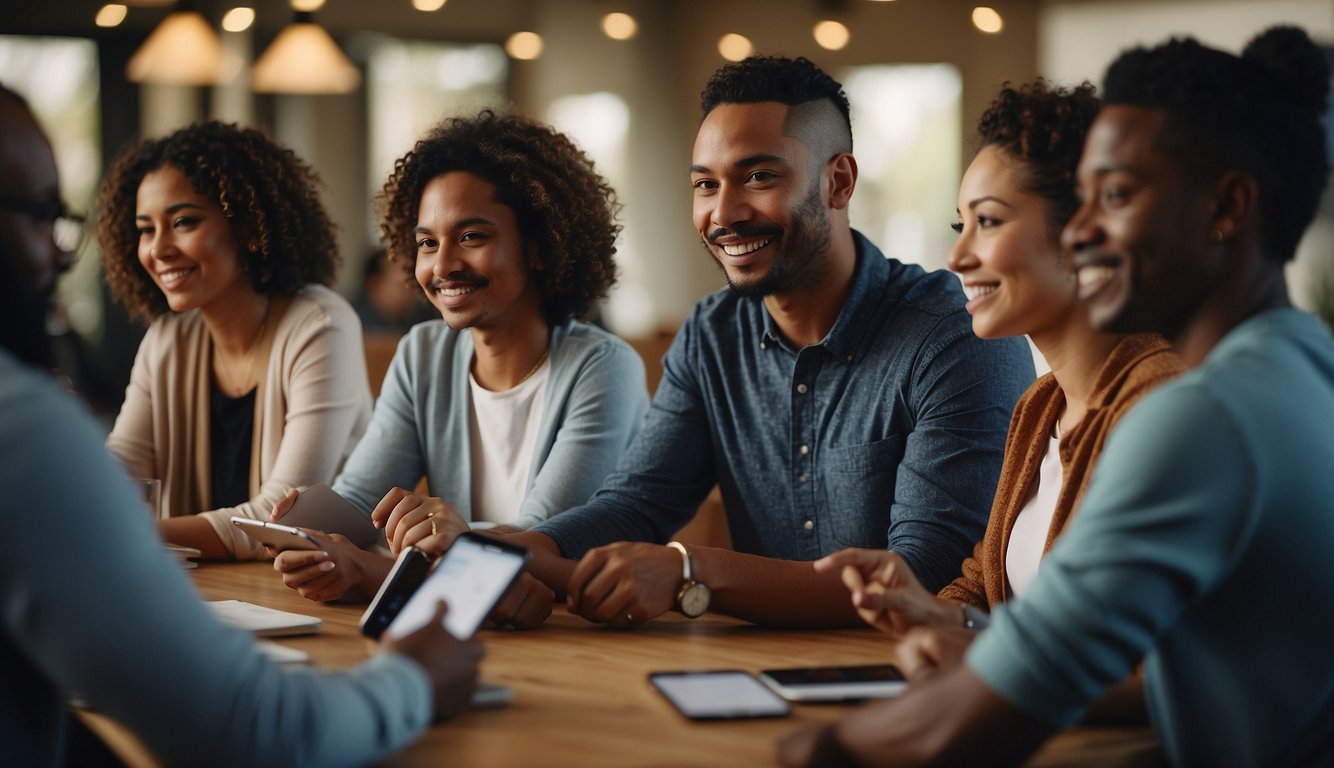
[649,670,791,720]
[383,533,529,640]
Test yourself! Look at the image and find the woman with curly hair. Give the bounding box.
[98,120,372,561]
[817,80,1183,648]
[270,110,647,611]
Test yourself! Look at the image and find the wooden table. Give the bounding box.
[90,562,1163,767]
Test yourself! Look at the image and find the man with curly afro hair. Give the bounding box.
[780,25,1334,768]
[484,56,1035,631]
[269,111,647,626]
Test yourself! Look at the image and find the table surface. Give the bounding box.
[88,561,1163,767]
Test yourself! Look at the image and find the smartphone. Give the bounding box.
[359,547,434,639]
[382,532,530,641]
[758,664,907,702]
[648,670,791,720]
[231,517,322,551]
[279,483,381,549]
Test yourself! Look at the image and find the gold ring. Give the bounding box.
[430,517,439,536]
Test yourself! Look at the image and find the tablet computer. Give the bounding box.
[758,663,907,702]
[649,670,791,720]
[382,532,530,641]
[279,483,382,549]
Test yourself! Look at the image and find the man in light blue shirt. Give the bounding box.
[0,82,481,767]
[779,26,1334,767]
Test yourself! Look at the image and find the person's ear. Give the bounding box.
[1207,170,1258,244]
[827,153,858,211]
[526,239,542,271]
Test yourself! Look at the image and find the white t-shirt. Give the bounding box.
[1005,433,1063,598]
[467,360,549,525]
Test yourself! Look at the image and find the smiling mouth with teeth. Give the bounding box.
[1076,265,1116,289]
[963,284,998,301]
[720,238,771,257]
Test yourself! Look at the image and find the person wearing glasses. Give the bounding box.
[1,82,484,767]
[96,121,373,561]
[0,193,81,368]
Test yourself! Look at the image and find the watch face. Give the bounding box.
[679,582,711,618]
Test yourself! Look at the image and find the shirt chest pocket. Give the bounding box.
[818,436,906,548]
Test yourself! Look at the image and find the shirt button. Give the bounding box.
[796,383,808,394]
[760,341,767,350]
[799,473,808,482]
[803,520,814,531]
[799,444,809,455]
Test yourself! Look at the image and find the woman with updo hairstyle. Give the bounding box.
[819,79,1183,663]
[98,120,372,560]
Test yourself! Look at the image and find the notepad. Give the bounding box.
[208,600,322,637]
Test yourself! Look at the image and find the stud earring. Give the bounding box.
[1208,229,1224,244]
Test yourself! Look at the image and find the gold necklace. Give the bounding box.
[517,349,549,385]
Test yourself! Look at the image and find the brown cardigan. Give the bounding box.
[937,334,1184,609]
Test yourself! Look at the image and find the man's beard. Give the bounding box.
[716,183,831,298]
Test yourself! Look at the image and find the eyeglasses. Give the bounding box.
[0,194,88,254]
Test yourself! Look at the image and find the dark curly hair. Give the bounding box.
[701,55,852,150]
[974,79,1100,237]
[1103,25,1330,263]
[378,109,620,325]
[97,120,339,322]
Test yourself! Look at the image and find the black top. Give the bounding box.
[209,383,255,509]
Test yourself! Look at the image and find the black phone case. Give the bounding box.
[360,548,433,639]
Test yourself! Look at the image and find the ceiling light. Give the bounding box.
[221,7,255,33]
[602,12,637,41]
[972,6,1003,34]
[813,20,850,50]
[251,11,361,93]
[717,33,753,62]
[126,8,226,86]
[413,0,447,10]
[506,31,544,60]
[95,4,128,28]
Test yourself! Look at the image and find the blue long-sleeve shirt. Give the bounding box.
[0,350,433,767]
[968,309,1334,767]
[534,231,1033,591]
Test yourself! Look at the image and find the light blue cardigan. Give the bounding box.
[333,318,648,528]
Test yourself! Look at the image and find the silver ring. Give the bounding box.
[625,612,633,623]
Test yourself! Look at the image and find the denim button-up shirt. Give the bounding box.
[534,232,1034,591]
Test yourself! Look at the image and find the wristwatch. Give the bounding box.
[666,541,711,618]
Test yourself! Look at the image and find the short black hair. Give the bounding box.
[1102,25,1330,263]
[700,55,852,149]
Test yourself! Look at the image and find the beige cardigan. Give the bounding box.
[937,334,1184,609]
[107,285,373,559]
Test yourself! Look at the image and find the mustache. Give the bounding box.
[428,273,487,294]
[706,224,781,245]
